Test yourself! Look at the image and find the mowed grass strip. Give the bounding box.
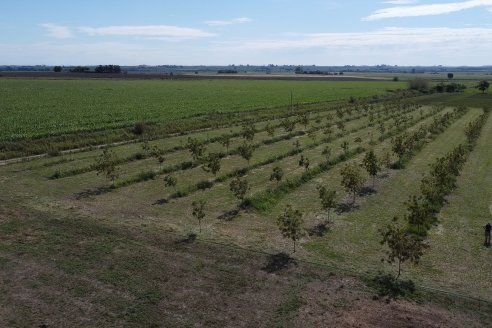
[299,109,481,280]
[421,110,492,299]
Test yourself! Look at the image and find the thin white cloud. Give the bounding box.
[78,25,215,39]
[383,0,418,4]
[214,27,492,50]
[204,17,252,27]
[39,23,72,39]
[364,0,492,21]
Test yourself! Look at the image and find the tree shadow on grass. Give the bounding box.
[336,202,360,214]
[307,220,332,237]
[262,252,297,273]
[359,186,377,197]
[371,273,416,299]
[217,209,240,221]
[379,172,390,179]
[152,198,169,205]
[175,233,197,245]
[74,186,112,200]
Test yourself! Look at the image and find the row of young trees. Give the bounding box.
[92,101,472,281]
[178,102,466,231]
[92,101,416,219]
[81,97,414,186]
[248,102,435,212]
[89,91,492,293]
[272,107,491,281]
[391,106,467,168]
[379,107,490,281]
[93,98,423,197]
[164,103,401,193]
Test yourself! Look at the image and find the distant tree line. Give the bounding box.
[217,69,238,74]
[294,66,344,75]
[69,66,91,73]
[408,78,467,94]
[64,65,122,74]
[432,82,466,93]
[95,65,122,74]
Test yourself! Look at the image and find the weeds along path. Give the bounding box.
[74,103,422,200]
[422,110,492,300]
[298,109,481,285]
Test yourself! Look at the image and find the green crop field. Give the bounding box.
[1,79,492,327]
[0,78,403,141]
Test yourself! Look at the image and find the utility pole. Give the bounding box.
[290,90,293,111]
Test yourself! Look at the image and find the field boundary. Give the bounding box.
[0,71,391,82]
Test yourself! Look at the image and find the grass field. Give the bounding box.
[1,78,492,327]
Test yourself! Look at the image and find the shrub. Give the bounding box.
[197,180,214,190]
[132,122,148,135]
[181,161,194,170]
[137,170,157,181]
[50,170,61,179]
[408,78,429,92]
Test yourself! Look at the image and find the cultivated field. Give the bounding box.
[0,78,402,141]
[1,77,491,327]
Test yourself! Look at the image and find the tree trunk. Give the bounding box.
[293,239,296,253]
[396,260,401,282]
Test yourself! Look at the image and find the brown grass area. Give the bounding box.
[0,209,489,327]
[295,278,482,328]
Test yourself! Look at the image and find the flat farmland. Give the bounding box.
[1,78,491,327]
[0,78,403,141]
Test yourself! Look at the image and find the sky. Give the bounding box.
[1,0,492,66]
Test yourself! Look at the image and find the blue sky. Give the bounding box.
[2,0,492,65]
